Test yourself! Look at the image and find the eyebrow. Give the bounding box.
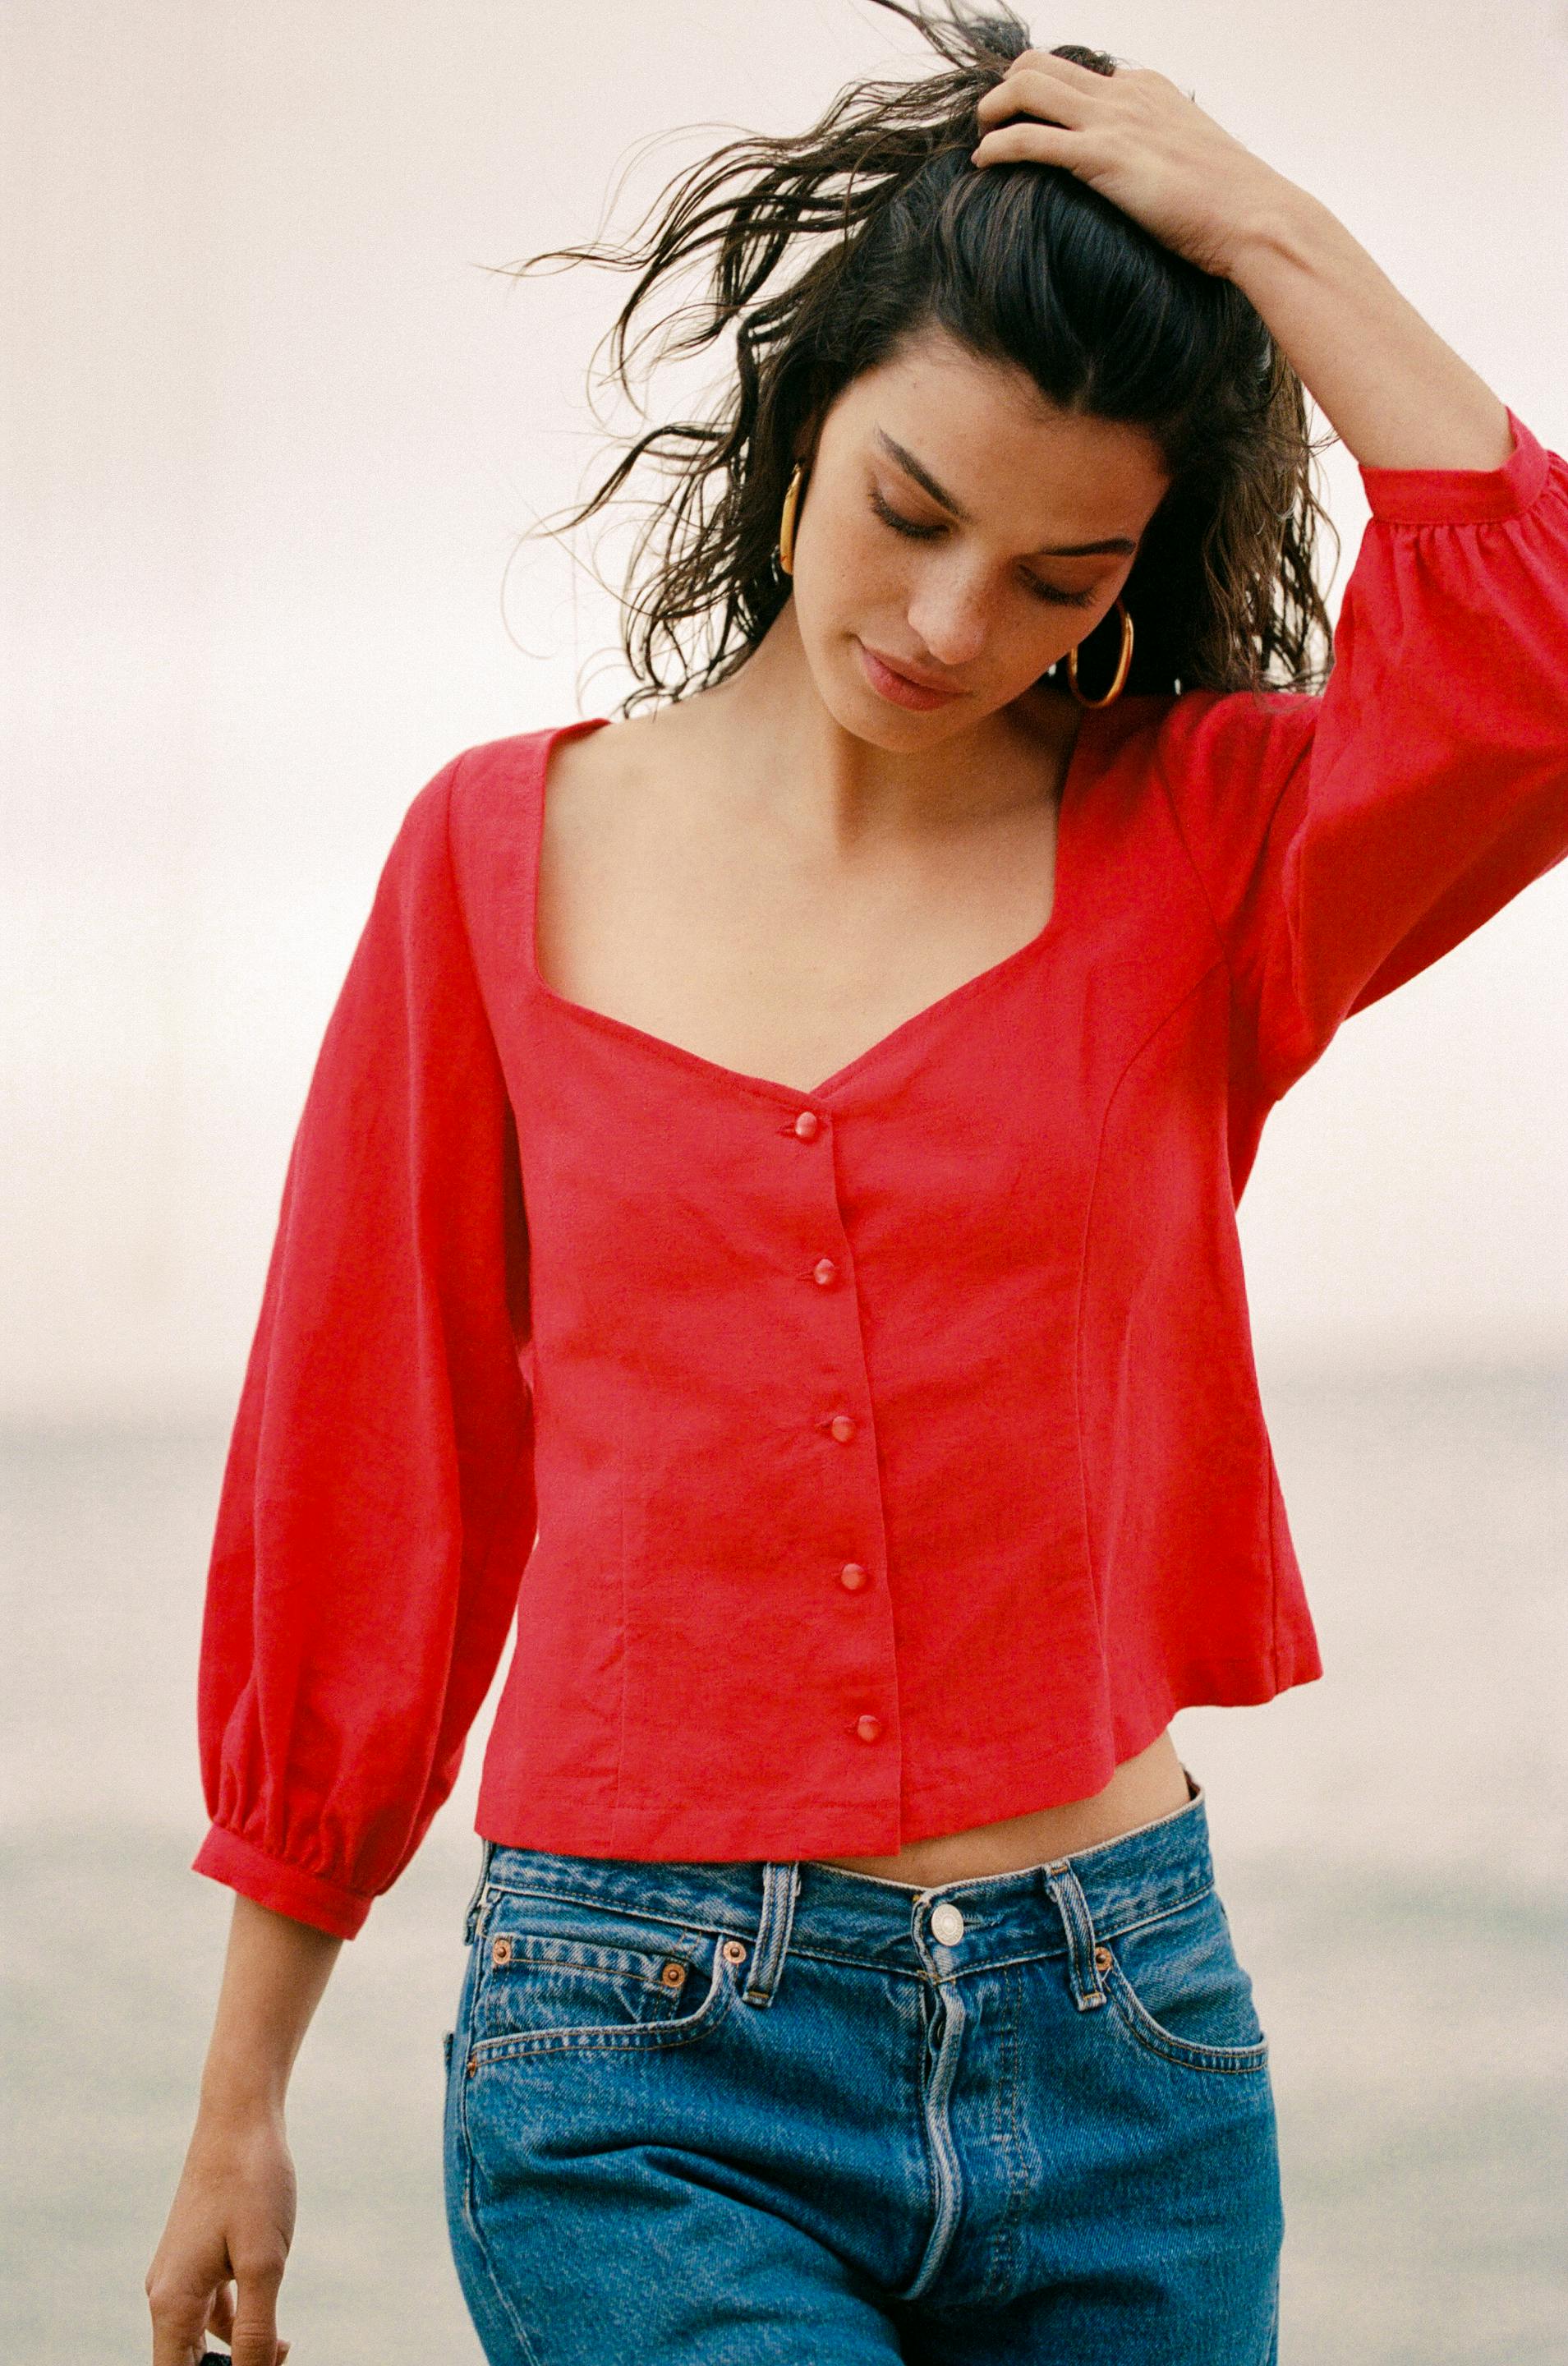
[872,427,1138,558]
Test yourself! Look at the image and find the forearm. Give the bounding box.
[199,1892,343,2120]
[1223,178,1515,473]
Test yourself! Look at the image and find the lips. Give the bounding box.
[857,639,963,711]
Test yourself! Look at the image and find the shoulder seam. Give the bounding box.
[1152,698,1316,1098]
[1152,716,1237,991]
[436,744,494,1015]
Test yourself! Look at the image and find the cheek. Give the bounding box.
[792,508,1085,671]
[795,499,902,617]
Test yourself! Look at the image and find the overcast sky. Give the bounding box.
[2,0,1565,1423]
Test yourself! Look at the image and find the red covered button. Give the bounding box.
[839,1562,869,1591]
[855,1714,883,1743]
[793,1110,821,1139]
[813,1258,839,1287]
[829,1414,856,1443]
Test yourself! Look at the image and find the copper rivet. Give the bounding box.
[1094,1945,1111,1971]
[491,1936,512,1963]
[660,1960,687,1986]
[722,1939,747,1963]
[466,2052,477,2076]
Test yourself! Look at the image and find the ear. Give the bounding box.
[793,398,828,472]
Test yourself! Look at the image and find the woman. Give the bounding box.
[146,7,1567,2362]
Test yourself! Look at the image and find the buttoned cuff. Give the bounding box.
[192,1821,374,1940]
[1359,405,1549,523]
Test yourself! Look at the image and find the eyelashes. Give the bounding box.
[868,486,1099,610]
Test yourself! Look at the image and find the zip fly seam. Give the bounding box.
[899,1974,968,2302]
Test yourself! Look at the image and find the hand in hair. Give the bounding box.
[972,48,1292,281]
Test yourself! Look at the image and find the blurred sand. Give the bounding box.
[2,1362,1563,2363]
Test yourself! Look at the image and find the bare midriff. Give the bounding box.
[808,1726,1193,1887]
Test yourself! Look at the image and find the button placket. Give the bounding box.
[779,1101,889,1773]
[787,1109,855,1446]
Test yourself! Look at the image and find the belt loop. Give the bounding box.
[1042,1857,1106,2011]
[462,1837,497,1945]
[741,1861,801,2009]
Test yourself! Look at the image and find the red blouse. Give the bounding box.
[192,407,1568,1939]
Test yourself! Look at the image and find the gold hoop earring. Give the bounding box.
[778,462,806,575]
[1067,597,1133,707]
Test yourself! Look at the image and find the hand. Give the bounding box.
[145,2105,296,2366]
[971,49,1291,280]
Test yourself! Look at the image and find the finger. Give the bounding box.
[1014,47,1120,83]
[206,2280,237,2343]
[970,122,1079,169]
[976,64,1098,129]
[228,2251,287,2366]
[147,2276,220,2366]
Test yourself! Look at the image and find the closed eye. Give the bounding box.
[868,486,1099,609]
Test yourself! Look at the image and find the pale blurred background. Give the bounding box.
[2,2,1564,2361]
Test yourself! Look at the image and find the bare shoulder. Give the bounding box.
[536,701,728,937]
[546,702,704,802]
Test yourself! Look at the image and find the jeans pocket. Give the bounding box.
[463,1888,740,2069]
[1098,1885,1270,2075]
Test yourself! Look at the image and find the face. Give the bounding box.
[784,325,1171,740]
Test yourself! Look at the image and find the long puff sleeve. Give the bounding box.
[1158,405,1568,1107]
[191,750,536,1939]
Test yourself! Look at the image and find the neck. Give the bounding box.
[678,598,1083,848]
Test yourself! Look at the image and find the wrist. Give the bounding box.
[198,2064,290,2124]
[1216,174,1336,284]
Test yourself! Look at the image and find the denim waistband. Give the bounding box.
[465,1765,1216,2009]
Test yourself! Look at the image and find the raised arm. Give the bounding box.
[971,53,1568,1107]
[1154,407,1567,1105]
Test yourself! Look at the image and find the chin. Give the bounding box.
[788,645,906,746]
[852,692,973,749]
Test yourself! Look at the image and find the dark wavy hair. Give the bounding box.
[493,0,1340,713]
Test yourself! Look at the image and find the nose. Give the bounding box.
[904,566,992,669]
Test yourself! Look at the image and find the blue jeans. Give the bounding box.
[442,1768,1283,2363]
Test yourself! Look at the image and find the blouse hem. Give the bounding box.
[471,1647,1324,1863]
